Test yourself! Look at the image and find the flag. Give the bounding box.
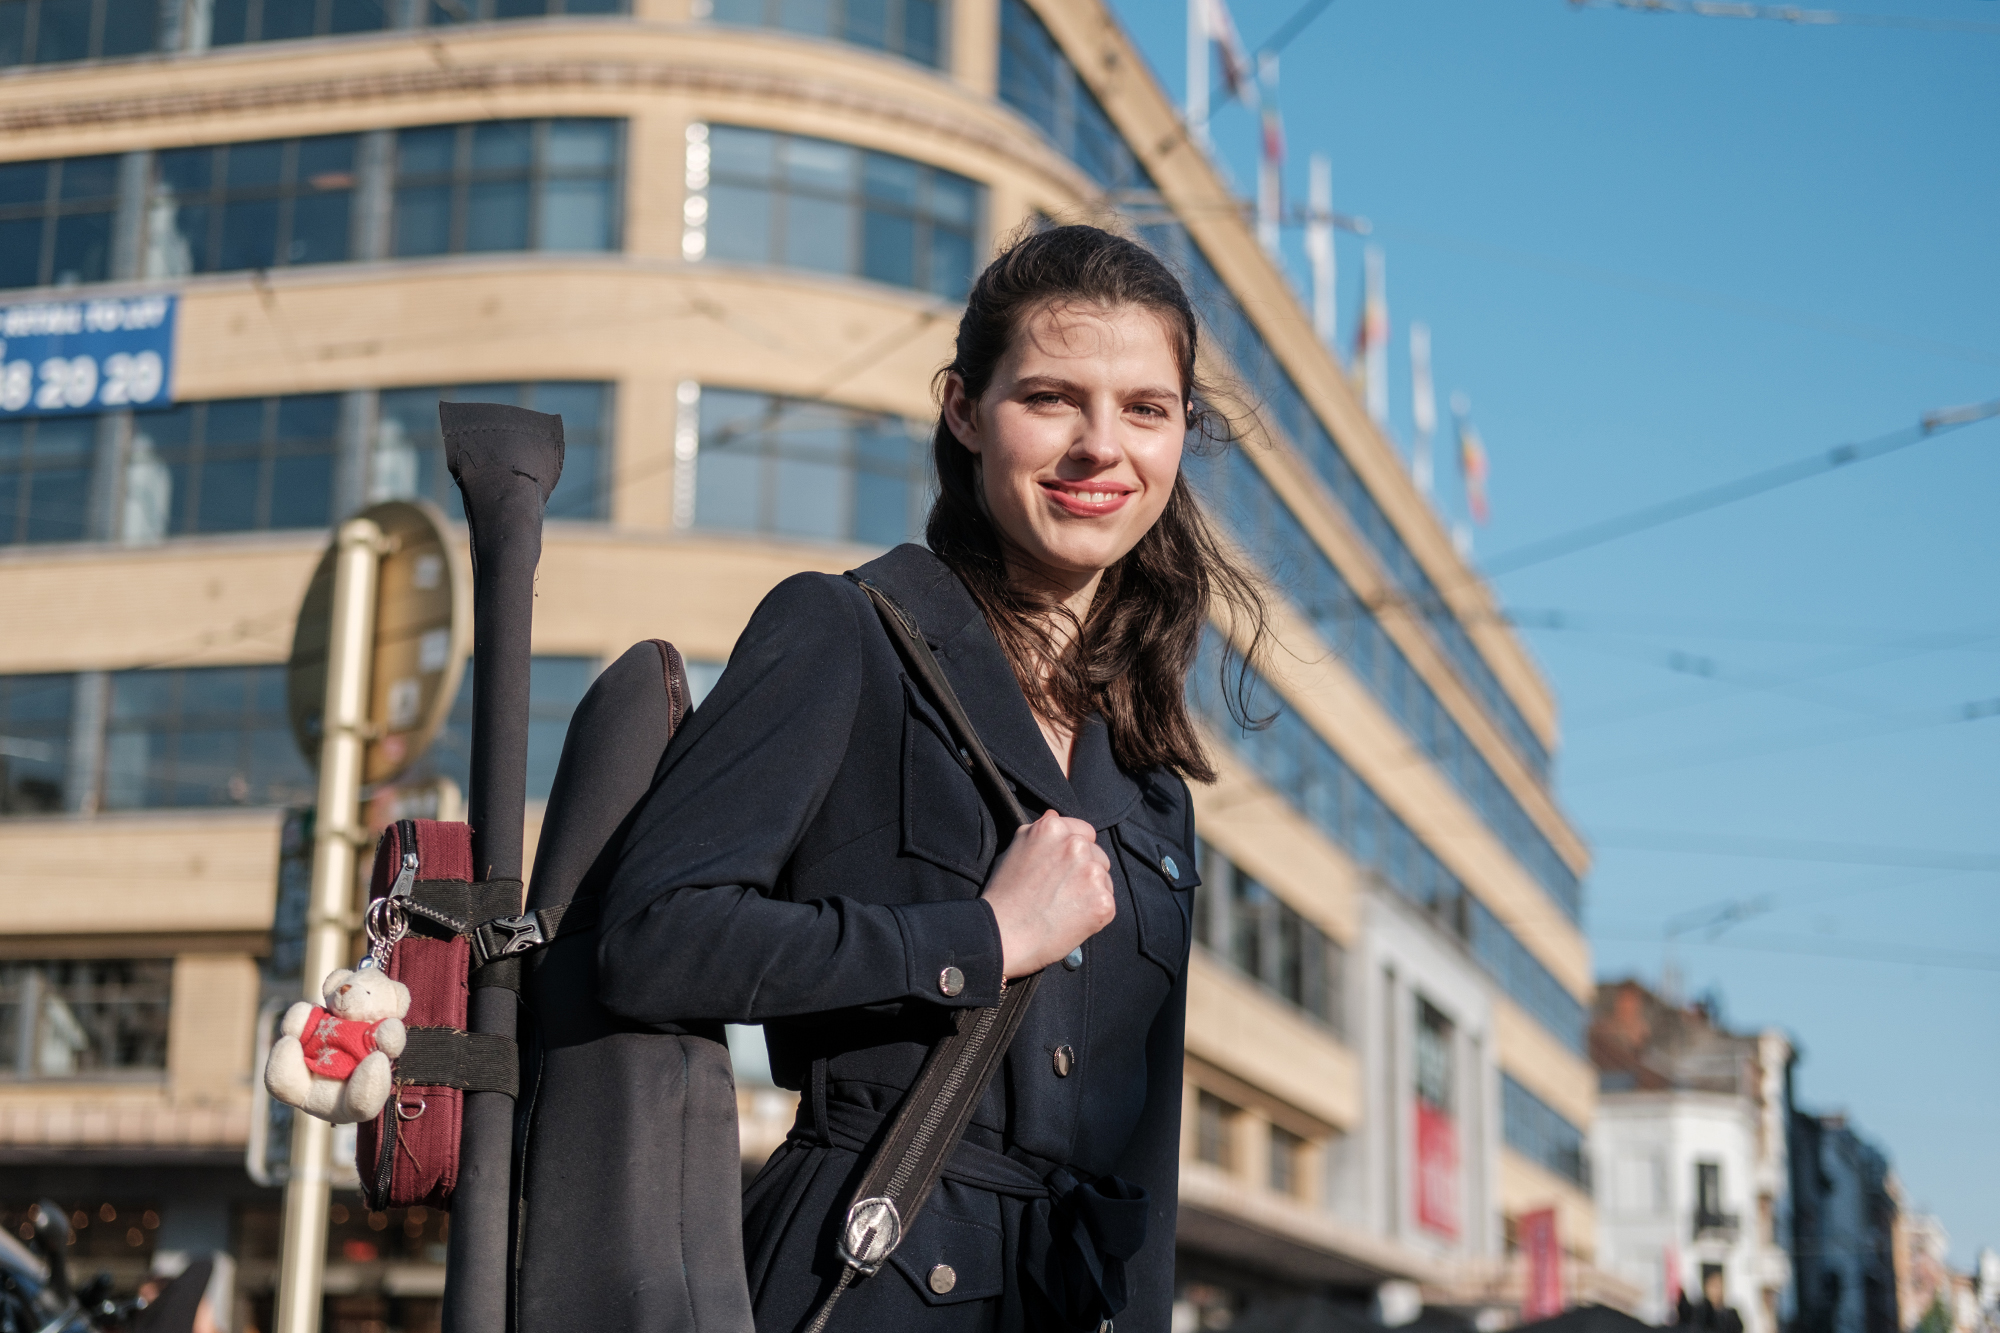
[1306,154,1335,347]
[1410,322,1435,496]
[1209,0,1256,106]
[1453,391,1489,524]
[1256,54,1283,254]
[1520,1208,1564,1320]
[1353,245,1388,425]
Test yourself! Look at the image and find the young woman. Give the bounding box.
[597,225,1267,1331]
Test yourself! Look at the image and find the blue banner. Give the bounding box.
[0,294,177,419]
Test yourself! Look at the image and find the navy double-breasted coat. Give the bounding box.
[596,543,1197,1332]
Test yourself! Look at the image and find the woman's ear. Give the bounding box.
[941,371,981,455]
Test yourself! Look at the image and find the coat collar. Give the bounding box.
[853,545,1142,829]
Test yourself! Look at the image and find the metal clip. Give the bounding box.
[835,1196,902,1276]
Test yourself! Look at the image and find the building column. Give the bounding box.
[335,389,377,517]
[65,671,108,815]
[951,0,1000,98]
[353,131,394,264]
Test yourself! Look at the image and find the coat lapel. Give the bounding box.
[854,545,1142,827]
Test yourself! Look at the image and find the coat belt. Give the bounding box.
[801,1088,1150,1329]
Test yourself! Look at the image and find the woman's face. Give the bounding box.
[944,301,1186,597]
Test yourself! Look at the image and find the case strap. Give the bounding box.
[468,897,600,969]
[803,575,1047,1333]
[397,1028,522,1096]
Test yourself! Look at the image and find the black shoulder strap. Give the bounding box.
[803,575,1048,1332]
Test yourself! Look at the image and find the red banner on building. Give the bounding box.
[1520,1207,1563,1321]
[1415,1098,1459,1238]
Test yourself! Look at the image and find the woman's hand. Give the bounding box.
[981,809,1117,978]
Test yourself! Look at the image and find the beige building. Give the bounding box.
[0,0,1614,1325]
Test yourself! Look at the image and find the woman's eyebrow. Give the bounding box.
[1015,375,1180,401]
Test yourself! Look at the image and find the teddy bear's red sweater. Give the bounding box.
[299,1006,383,1080]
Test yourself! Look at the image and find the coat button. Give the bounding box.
[938,966,965,998]
[1160,854,1179,881]
[1062,946,1083,971]
[1052,1045,1075,1078]
[929,1263,957,1295]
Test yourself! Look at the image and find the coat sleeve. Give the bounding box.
[595,572,1004,1026]
[1108,778,1195,1329]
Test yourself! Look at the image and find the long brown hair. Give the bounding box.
[925,224,1269,784]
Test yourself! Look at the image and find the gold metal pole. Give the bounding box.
[274,517,383,1333]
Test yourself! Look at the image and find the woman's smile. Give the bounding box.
[1040,478,1137,517]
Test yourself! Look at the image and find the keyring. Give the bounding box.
[364,897,409,968]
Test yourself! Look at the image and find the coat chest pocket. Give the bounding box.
[1113,821,1198,978]
[901,678,996,884]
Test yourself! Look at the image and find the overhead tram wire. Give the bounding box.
[1569,691,2000,782]
[1588,826,2000,873]
[1470,398,2000,578]
[1589,928,2000,974]
[1569,0,2000,36]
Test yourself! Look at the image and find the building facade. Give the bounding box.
[0,0,1606,1326]
[1790,1108,1899,1333]
[1589,980,1794,1333]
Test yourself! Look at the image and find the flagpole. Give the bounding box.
[1255,53,1282,255]
[1306,154,1335,348]
[1187,0,1210,149]
[1410,321,1436,496]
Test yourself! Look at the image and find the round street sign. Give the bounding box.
[287,499,470,788]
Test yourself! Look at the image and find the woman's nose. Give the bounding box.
[1069,408,1124,465]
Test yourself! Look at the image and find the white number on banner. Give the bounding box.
[0,361,29,412]
[35,356,99,409]
[101,351,164,406]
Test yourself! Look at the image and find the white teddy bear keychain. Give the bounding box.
[265,893,412,1124]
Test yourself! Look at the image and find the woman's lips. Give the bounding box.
[1041,480,1135,517]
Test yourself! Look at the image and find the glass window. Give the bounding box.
[0,0,157,66]
[709,0,942,68]
[372,381,610,522]
[0,414,97,544]
[391,656,593,802]
[0,960,171,1079]
[1192,635,1586,1054]
[1416,996,1454,1112]
[391,119,622,258]
[1186,445,1578,922]
[198,0,626,48]
[997,0,1150,193]
[1195,1090,1237,1170]
[1502,1073,1589,1189]
[134,394,341,537]
[1194,846,1344,1035]
[1269,1124,1306,1197]
[691,125,981,300]
[146,135,358,278]
[0,154,119,289]
[418,0,625,25]
[102,665,313,810]
[692,387,928,546]
[207,0,390,44]
[0,673,71,813]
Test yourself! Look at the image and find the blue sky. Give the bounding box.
[1104,0,2000,1267]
